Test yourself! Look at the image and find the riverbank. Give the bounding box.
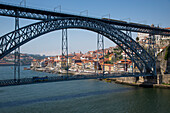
[102,78,170,89]
[0,64,30,66]
[31,67,98,76]
[31,67,170,89]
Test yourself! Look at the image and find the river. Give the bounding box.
[0,66,169,113]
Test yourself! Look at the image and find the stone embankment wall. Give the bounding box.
[157,45,170,84]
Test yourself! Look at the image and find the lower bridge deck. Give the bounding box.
[0,74,152,87]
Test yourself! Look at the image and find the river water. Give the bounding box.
[0,66,169,113]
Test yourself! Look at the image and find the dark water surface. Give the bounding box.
[0,66,169,113]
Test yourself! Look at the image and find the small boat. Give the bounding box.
[97,78,103,81]
[104,79,112,83]
[106,80,112,82]
[24,67,30,70]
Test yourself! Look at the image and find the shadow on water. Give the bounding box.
[0,90,5,93]
[0,88,133,108]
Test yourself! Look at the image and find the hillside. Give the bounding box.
[157,45,170,84]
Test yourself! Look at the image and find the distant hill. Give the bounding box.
[0,53,51,66]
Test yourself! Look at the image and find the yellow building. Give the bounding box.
[102,64,114,72]
[109,54,114,61]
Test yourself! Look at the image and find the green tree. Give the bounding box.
[119,55,123,60]
[105,54,109,58]
[164,46,170,60]
[136,37,139,42]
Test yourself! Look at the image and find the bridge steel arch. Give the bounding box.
[0,17,154,75]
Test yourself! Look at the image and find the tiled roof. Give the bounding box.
[119,59,125,61]
[165,27,170,29]
[99,56,104,59]
[161,46,167,49]
[109,53,114,57]
[104,58,109,61]
[104,64,114,66]
[76,63,82,66]
[72,56,80,60]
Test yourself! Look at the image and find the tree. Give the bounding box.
[164,46,170,60]
[136,37,139,42]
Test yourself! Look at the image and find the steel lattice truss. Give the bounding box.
[61,29,68,72]
[0,3,170,36]
[0,17,155,74]
[97,33,104,75]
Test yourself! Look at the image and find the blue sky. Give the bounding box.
[0,0,170,56]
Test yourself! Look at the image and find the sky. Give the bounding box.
[0,0,170,56]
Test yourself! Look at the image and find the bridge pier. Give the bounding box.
[14,12,20,83]
[97,33,105,76]
[152,35,157,76]
[147,34,157,76]
[61,29,68,76]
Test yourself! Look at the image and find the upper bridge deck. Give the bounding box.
[0,3,170,36]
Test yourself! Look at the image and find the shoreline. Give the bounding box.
[30,67,170,89]
[0,64,30,66]
[104,78,170,89]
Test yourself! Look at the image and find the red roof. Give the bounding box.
[50,57,55,59]
[165,27,170,29]
[72,56,80,60]
[161,46,167,49]
[82,60,90,63]
[68,54,74,57]
[119,59,125,61]
[104,64,114,66]
[76,63,82,66]
[109,53,114,57]
[126,59,131,62]
[104,58,109,62]
[121,62,130,64]
[99,56,103,59]
[88,60,94,62]
[54,59,61,62]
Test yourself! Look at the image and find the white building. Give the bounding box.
[137,33,149,41]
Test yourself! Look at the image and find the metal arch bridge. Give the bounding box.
[0,3,170,77]
[0,17,155,74]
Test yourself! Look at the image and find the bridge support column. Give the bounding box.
[14,14,20,83]
[132,51,134,74]
[61,29,68,76]
[152,35,157,76]
[97,33,104,76]
[148,34,156,76]
[125,53,127,73]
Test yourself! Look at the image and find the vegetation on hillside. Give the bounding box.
[164,45,170,60]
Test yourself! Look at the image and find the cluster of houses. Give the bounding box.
[137,27,170,55]
[31,46,134,74]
